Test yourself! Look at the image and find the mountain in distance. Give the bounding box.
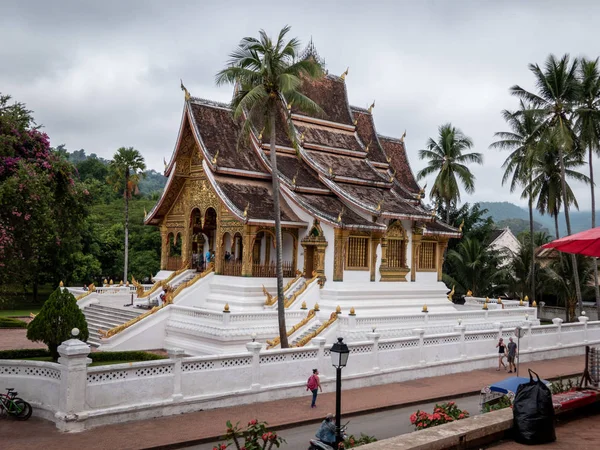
[479,201,592,237]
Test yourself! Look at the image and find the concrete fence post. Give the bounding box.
[412,328,425,366]
[366,332,381,373]
[167,348,185,402]
[523,321,533,351]
[312,337,326,380]
[246,341,263,391]
[578,316,589,343]
[454,325,466,359]
[56,337,92,432]
[552,318,563,347]
[495,322,503,341]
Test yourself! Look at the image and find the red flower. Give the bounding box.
[458,413,465,419]
[248,419,257,426]
[410,413,417,424]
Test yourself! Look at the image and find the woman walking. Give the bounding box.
[496,338,507,371]
[307,369,322,408]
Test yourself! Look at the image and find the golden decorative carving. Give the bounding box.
[422,304,428,313]
[284,273,318,308]
[482,303,488,310]
[75,284,96,301]
[532,300,537,307]
[368,100,375,113]
[447,285,455,302]
[180,79,190,100]
[335,305,341,314]
[223,303,230,312]
[314,303,320,311]
[458,219,465,232]
[292,312,339,347]
[266,309,316,349]
[333,228,348,281]
[524,295,529,302]
[519,298,524,306]
[301,301,307,310]
[340,67,349,80]
[211,150,219,166]
[349,307,356,316]
[466,290,473,297]
[400,130,406,143]
[262,285,275,306]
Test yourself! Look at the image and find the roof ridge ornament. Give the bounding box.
[386,155,392,164]
[258,127,265,141]
[163,157,167,170]
[431,201,438,217]
[243,202,249,221]
[389,169,396,182]
[211,150,219,166]
[368,100,375,114]
[180,79,191,101]
[340,67,349,81]
[328,166,335,179]
[299,37,325,67]
[337,206,345,223]
[400,130,406,143]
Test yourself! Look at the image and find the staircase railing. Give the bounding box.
[75,284,96,301]
[266,309,316,349]
[263,271,317,307]
[99,265,212,339]
[292,312,339,348]
[134,258,190,299]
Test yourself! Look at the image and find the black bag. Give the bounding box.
[513,369,556,445]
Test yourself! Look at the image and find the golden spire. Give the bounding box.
[211,150,219,166]
[340,67,349,80]
[400,130,406,143]
[458,219,465,232]
[524,295,529,302]
[243,202,249,218]
[485,296,489,303]
[497,297,502,304]
[368,100,375,113]
[180,79,190,101]
[337,207,345,223]
[466,290,473,297]
[314,303,320,311]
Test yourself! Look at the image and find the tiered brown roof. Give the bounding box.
[147,55,459,236]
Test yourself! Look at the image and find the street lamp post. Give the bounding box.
[515,326,524,377]
[330,337,349,448]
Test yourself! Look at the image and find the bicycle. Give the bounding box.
[0,388,32,420]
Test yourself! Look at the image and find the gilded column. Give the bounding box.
[242,225,257,277]
[437,239,449,282]
[181,224,193,269]
[333,228,347,282]
[411,233,422,282]
[160,226,169,270]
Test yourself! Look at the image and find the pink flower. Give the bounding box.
[458,413,465,419]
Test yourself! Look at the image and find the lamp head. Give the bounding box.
[330,337,349,369]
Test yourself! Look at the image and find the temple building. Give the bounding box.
[144,49,460,288]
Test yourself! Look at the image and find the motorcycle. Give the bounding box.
[308,422,349,450]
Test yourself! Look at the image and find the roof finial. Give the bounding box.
[243,202,249,218]
[287,100,293,111]
[368,100,375,113]
[328,166,334,178]
[376,199,383,212]
[337,207,345,223]
[353,117,358,126]
[211,150,219,166]
[163,157,167,170]
[365,141,370,153]
[341,67,349,81]
[400,130,406,143]
[389,169,396,182]
[180,79,190,101]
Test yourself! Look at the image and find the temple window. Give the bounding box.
[418,241,437,270]
[346,236,369,269]
[387,238,406,268]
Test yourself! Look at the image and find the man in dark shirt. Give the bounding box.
[507,337,518,373]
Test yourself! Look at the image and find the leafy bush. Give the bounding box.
[213,420,285,450]
[27,287,89,360]
[90,351,165,362]
[343,433,377,448]
[0,349,51,359]
[482,395,512,413]
[410,402,470,430]
[551,377,580,394]
[0,317,27,328]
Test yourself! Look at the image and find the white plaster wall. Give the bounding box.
[489,230,520,255]
[282,233,294,263]
[417,271,439,284]
[98,306,169,351]
[343,270,370,283]
[323,223,335,282]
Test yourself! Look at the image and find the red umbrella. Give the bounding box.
[542,226,600,258]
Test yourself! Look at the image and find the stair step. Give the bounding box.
[84,306,141,322]
[86,304,142,318]
[86,320,119,331]
[84,310,135,325]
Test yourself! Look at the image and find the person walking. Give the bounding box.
[507,337,518,373]
[496,338,507,371]
[307,368,322,408]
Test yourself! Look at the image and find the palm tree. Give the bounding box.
[417,124,483,224]
[527,135,588,239]
[511,54,584,312]
[444,238,505,297]
[506,232,550,301]
[575,57,600,308]
[216,26,323,348]
[490,101,541,303]
[109,147,146,283]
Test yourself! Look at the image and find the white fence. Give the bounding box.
[1,316,597,431]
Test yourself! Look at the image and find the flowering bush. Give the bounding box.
[213,419,285,450]
[482,395,512,413]
[341,433,377,448]
[410,402,469,430]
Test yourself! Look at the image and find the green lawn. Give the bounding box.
[0,309,40,318]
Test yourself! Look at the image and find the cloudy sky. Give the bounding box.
[2,0,598,209]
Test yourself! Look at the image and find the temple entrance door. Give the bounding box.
[304,246,315,278]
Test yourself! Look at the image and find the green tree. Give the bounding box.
[490,101,542,304]
[527,135,588,239]
[216,26,323,348]
[417,124,482,224]
[511,54,584,312]
[27,287,89,360]
[444,238,504,296]
[575,57,600,308]
[108,147,146,283]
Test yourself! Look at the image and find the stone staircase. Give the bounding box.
[84,304,143,347]
[290,322,321,347]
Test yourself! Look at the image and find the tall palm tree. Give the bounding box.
[216,26,323,348]
[527,135,588,239]
[575,57,600,308]
[490,101,541,303]
[417,124,483,224]
[511,54,584,313]
[109,147,146,283]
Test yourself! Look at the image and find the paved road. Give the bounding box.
[187,395,481,449]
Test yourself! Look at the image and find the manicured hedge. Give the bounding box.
[0,349,50,359]
[0,317,28,329]
[0,348,166,362]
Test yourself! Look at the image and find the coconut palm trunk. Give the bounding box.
[557,144,583,316]
[554,213,560,240]
[590,145,600,309]
[124,168,130,283]
[269,107,288,348]
[528,180,536,303]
